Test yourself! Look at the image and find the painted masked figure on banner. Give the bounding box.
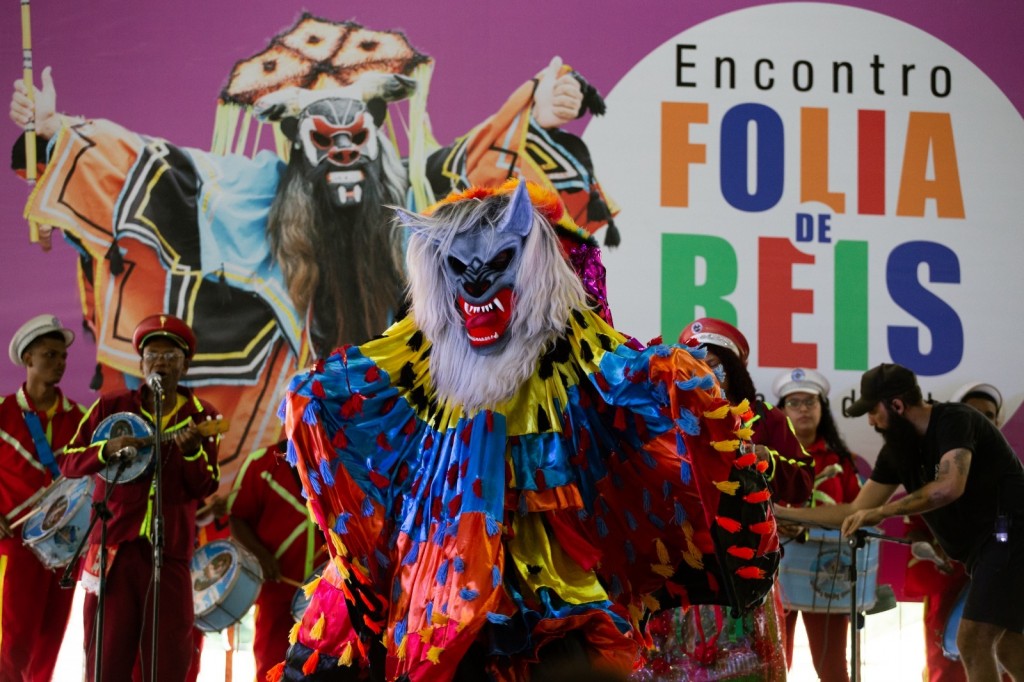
[9,14,618,479]
[276,180,781,681]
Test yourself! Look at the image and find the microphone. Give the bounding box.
[911,541,949,570]
[146,372,163,394]
[112,446,138,463]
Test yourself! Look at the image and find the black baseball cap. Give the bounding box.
[846,363,919,417]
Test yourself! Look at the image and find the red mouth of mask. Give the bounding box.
[457,288,515,347]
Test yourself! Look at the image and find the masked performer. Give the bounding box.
[9,15,616,473]
[275,181,780,682]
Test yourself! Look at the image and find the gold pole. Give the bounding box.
[20,0,40,242]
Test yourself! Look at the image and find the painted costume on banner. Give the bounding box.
[60,316,221,682]
[640,321,813,681]
[0,315,84,681]
[16,15,617,482]
[275,182,780,681]
[229,440,327,681]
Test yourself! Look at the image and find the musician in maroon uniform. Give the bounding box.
[0,314,84,682]
[61,314,221,682]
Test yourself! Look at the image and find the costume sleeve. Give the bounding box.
[178,398,221,499]
[59,398,111,477]
[752,404,813,506]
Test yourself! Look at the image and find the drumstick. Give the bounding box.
[196,489,240,517]
[279,576,304,589]
[4,480,55,530]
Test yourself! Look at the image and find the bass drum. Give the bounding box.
[192,539,263,632]
[21,477,95,568]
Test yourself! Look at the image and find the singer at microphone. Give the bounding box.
[146,372,163,394]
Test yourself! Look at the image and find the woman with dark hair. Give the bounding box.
[772,367,862,682]
[679,318,813,506]
[640,319,812,680]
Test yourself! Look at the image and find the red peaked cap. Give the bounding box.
[132,314,197,359]
[678,317,750,364]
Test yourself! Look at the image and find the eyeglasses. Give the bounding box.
[784,397,820,410]
[143,350,184,363]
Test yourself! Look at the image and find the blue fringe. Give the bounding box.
[624,539,635,564]
[361,496,375,517]
[302,400,319,425]
[675,408,700,436]
[675,376,701,391]
[487,611,511,624]
[285,441,298,466]
[425,602,433,623]
[319,459,335,488]
[680,460,692,485]
[624,510,638,531]
[392,578,403,603]
[402,541,420,566]
[375,549,390,570]
[648,513,666,530]
[662,480,672,499]
[276,398,288,421]
[642,489,652,513]
[596,516,609,538]
[610,575,623,598]
[432,523,447,545]
[394,619,407,646]
[674,501,687,525]
[307,470,322,495]
[459,587,479,601]
[492,565,501,588]
[436,560,449,586]
[641,449,657,469]
[485,515,501,536]
[334,512,351,535]
[454,557,465,573]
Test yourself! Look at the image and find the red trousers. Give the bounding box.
[82,539,195,682]
[922,590,968,682]
[784,609,851,682]
[0,540,75,682]
[253,580,298,681]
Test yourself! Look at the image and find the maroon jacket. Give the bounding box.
[751,401,813,506]
[60,387,220,560]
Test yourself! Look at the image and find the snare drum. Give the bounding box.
[778,527,879,613]
[91,412,154,484]
[21,477,95,569]
[290,562,327,621]
[191,539,263,632]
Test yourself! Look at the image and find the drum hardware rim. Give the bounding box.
[21,476,94,546]
[193,539,264,622]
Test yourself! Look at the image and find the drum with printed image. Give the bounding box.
[21,476,95,568]
[191,539,264,632]
[778,527,879,613]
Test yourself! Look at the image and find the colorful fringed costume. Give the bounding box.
[276,182,780,681]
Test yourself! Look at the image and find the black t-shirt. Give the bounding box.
[871,402,1024,563]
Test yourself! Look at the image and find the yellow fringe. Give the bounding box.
[418,626,433,645]
[734,427,754,440]
[654,538,670,565]
[426,646,444,664]
[651,563,675,578]
[431,611,449,626]
[712,439,740,452]
[396,634,408,660]
[642,594,661,612]
[715,480,740,495]
[328,530,349,557]
[339,642,354,667]
[731,399,751,415]
[703,404,731,420]
[303,575,322,599]
[310,612,326,640]
[289,620,301,645]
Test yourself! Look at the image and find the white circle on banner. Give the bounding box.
[584,3,1024,457]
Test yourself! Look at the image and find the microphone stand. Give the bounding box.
[846,527,912,682]
[149,380,165,682]
[62,455,131,682]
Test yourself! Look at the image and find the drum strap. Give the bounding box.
[21,411,61,478]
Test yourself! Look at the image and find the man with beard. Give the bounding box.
[777,363,1024,682]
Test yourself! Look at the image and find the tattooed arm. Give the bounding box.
[839,448,971,537]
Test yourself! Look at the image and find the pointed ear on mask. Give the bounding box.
[495,181,534,238]
[394,208,440,244]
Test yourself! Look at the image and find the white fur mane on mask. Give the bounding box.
[403,194,588,413]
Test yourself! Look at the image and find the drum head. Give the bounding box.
[191,540,241,618]
[93,412,154,483]
[22,477,94,544]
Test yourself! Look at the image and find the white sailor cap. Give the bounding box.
[8,314,75,367]
[949,381,1002,412]
[772,367,830,401]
